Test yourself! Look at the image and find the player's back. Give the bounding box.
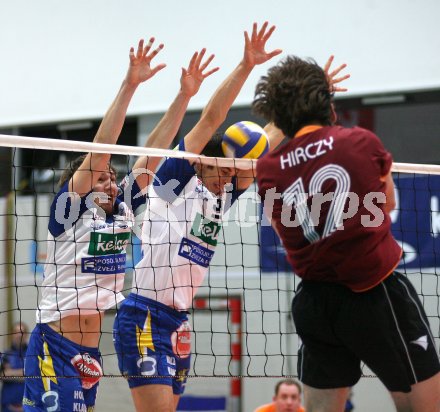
[257,125,401,291]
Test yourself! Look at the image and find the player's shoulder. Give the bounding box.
[333,125,376,140]
[332,125,383,150]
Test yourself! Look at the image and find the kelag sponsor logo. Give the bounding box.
[190,213,221,246]
[81,253,126,274]
[178,237,214,268]
[88,232,130,256]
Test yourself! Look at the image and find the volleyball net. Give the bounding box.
[0,133,439,402]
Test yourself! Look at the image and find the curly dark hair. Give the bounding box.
[252,56,333,138]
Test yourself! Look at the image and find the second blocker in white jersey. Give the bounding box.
[133,141,243,311]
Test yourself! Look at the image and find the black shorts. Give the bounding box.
[292,272,440,393]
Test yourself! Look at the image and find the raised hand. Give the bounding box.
[243,22,282,68]
[126,37,166,85]
[324,55,350,93]
[180,49,219,97]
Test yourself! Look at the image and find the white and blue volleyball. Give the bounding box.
[222,121,269,159]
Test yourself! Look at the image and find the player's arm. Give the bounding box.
[381,172,396,214]
[184,22,282,156]
[131,49,219,192]
[69,38,166,195]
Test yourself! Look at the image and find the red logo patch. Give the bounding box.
[71,353,103,390]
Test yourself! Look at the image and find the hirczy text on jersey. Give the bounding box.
[280,137,334,169]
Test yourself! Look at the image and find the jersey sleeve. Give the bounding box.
[153,140,195,203]
[48,182,90,238]
[118,172,147,212]
[364,130,393,177]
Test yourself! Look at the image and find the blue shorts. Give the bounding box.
[23,323,101,411]
[113,294,191,394]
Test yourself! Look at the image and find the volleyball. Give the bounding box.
[222,121,269,159]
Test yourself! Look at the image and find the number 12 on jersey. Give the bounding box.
[281,164,351,244]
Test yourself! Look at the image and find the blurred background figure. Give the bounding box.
[344,389,354,411]
[1,322,29,412]
[254,379,305,412]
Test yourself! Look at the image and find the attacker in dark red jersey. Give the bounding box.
[254,56,440,412]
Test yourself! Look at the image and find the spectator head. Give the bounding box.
[273,379,303,412]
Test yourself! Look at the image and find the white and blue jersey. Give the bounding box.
[113,141,244,393]
[133,140,243,311]
[37,176,146,324]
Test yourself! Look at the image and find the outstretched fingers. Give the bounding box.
[251,22,258,43]
[130,37,165,64]
[136,39,145,59]
[180,48,219,97]
[187,51,199,72]
[202,65,219,79]
[194,48,206,69]
[324,55,350,93]
[244,21,282,66]
[244,30,251,48]
[198,51,219,78]
[199,53,215,72]
[126,35,166,84]
[129,47,136,63]
[260,24,281,57]
[146,42,164,61]
[323,55,334,75]
[266,48,283,59]
[328,63,348,79]
[188,49,218,78]
[257,21,269,40]
[332,73,350,84]
[149,62,167,77]
[142,37,155,57]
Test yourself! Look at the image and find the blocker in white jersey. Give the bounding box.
[134,139,243,311]
[112,22,282,410]
[24,170,147,411]
[114,139,244,393]
[24,35,172,412]
[37,179,144,324]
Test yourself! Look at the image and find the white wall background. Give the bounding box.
[1,0,440,127]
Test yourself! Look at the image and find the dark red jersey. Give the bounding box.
[257,125,402,291]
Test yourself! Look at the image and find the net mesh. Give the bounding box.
[0,134,439,405]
